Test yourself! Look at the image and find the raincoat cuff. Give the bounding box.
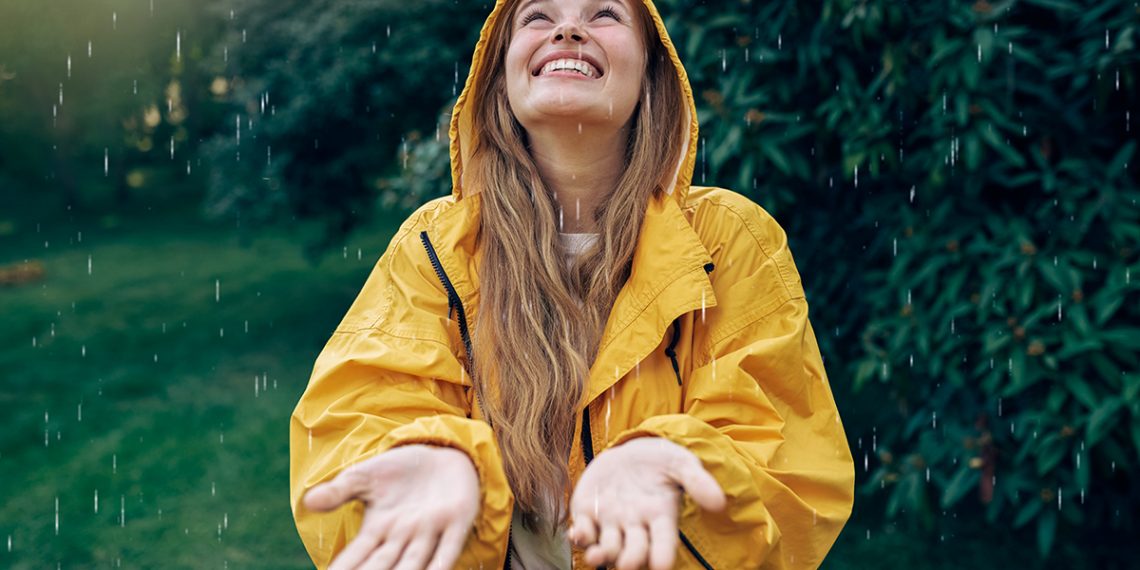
[378,414,514,566]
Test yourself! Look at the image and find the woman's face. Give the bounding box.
[504,0,646,132]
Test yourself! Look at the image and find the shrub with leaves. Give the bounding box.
[199,0,484,252]
[651,0,1139,562]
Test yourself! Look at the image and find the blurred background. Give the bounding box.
[1,0,1137,567]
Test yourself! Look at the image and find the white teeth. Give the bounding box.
[539,58,598,78]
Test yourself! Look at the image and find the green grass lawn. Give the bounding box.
[0,194,1096,569]
[0,195,404,568]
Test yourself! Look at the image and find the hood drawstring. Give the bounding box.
[665,262,715,387]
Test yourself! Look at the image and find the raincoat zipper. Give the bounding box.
[419,231,514,570]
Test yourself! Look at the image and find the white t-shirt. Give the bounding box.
[508,231,599,570]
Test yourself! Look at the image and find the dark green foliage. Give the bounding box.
[643,0,1139,561]
[199,0,486,254]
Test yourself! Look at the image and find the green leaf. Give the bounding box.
[1107,140,1136,179]
[1086,397,1124,447]
[1101,328,1140,350]
[1065,375,1099,410]
[1036,433,1066,475]
[941,464,979,508]
[1037,507,1057,558]
[1013,498,1042,529]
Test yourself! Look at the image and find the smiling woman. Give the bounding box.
[290,0,855,569]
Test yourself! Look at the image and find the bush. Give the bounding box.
[653,0,1139,561]
[199,0,485,253]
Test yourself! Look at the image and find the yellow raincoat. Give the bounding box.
[290,1,855,568]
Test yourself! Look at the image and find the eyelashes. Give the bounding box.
[519,4,623,27]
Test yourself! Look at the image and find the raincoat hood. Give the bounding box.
[448,0,698,206]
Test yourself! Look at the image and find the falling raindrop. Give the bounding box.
[112,453,117,475]
[55,496,60,535]
[87,40,92,58]
[81,345,86,357]
[104,148,109,176]
[94,489,99,513]
[932,411,937,429]
[215,279,221,302]
[67,54,71,78]
[212,481,217,497]
[120,495,125,527]
[113,12,117,30]
[77,402,82,421]
[87,254,92,275]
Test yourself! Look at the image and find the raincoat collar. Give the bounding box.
[426,190,717,408]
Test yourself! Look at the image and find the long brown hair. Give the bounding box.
[466,0,686,537]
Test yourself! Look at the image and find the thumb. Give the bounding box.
[303,468,365,513]
[672,461,726,514]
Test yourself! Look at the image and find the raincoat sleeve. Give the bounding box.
[605,201,855,569]
[289,203,513,570]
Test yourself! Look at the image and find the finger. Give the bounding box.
[391,532,440,570]
[360,525,411,570]
[304,468,367,512]
[424,523,468,570]
[614,522,648,570]
[567,515,599,548]
[585,523,622,566]
[646,516,677,570]
[328,515,395,570]
[673,461,726,513]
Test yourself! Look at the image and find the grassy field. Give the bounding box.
[0,194,401,568]
[0,194,1080,568]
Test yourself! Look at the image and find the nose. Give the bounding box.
[552,21,586,43]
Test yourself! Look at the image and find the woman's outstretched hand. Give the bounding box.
[565,436,726,570]
[302,444,481,570]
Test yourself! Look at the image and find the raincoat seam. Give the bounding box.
[355,197,456,332]
[702,193,799,299]
[700,296,803,369]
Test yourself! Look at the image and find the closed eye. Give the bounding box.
[519,6,624,26]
